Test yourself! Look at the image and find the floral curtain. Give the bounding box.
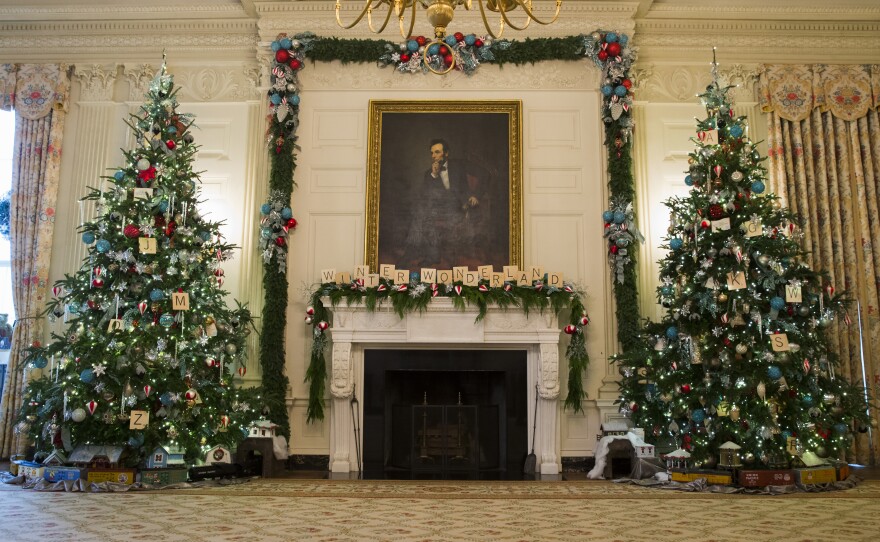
[760,64,880,464]
[0,64,69,459]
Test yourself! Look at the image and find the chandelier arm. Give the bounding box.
[398,0,418,39]
[511,0,562,26]
[497,2,532,32]
[368,1,395,33]
[475,0,506,39]
[336,0,385,30]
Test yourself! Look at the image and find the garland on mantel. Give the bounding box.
[260,31,639,430]
[305,280,590,422]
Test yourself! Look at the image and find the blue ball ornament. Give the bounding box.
[200,231,212,241]
[159,313,175,327]
[150,288,165,302]
[612,210,626,224]
[691,409,706,423]
[834,423,848,435]
[602,210,614,223]
[279,37,292,50]
[614,85,628,97]
[82,232,96,244]
[410,271,420,282]
[68,303,79,314]
[114,170,125,181]
[80,368,95,384]
[261,227,272,239]
[281,207,293,219]
[781,430,792,440]
[290,95,300,106]
[260,203,272,215]
[767,366,782,380]
[270,93,282,105]
[167,126,177,135]
[751,180,765,194]
[669,238,684,250]
[157,201,169,213]
[616,237,630,248]
[684,174,694,186]
[128,433,145,448]
[770,296,786,310]
[428,43,440,55]
[271,41,281,52]
[605,32,618,43]
[444,35,457,46]
[618,34,628,46]
[32,356,49,369]
[95,239,111,253]
[601,85,613,97]
[661,285,675,296]
[666,326,678,340]
[407,40,419,52]
[160,392,174,406]
[729,125,744,138]
[464,34,476,46]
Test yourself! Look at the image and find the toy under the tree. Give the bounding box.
[15,58,260,466]
[615,53,870,471]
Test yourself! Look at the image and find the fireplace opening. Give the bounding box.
[362,349,528,480]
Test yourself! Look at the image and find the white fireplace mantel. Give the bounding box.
[325,297,564,475]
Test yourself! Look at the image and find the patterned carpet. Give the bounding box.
[2,478,880,541]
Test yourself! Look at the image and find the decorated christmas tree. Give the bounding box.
[16,59,260,465]
[615,57,870,469]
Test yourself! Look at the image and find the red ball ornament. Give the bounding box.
[317,321,329,331]
[439,45,449,56]
[124,224,140,238]
[631,402,639,412]
[474,39,483,48]
[274,236,286,247]
[580,316,590,326]
[708,204,724,220]
[87,299,98,310]
[206,357,216,368]
[275,49,290,63]
[290,59,302,70]
[564,324,577,335]
[610,245,619,254]
[681,384,691,394]
[606,42,621,57]
[723,338,732,347]
[305,306,315,316]
[400,53,410,63]
[165,222,176,237]
[287,218,298,229]
[700,220,711,229]
[416,35,427,46]
[597,50,608,61]
[454,32,464,42]
[92,278,104,288]
[185,389,197,401]
[622,78,632,89]
[443,54,454,66]
[166,140,176,150]
[214,269,225,277]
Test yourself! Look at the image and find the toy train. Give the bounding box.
[188,456,262,481]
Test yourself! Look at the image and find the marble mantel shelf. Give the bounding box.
[323,297,565,475]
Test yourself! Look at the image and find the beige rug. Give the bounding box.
[2,478,880,541]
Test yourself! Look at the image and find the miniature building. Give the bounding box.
[68,444,126,468]
[146,445,186,469]
[204,445,232,464]
[42,449,68,467]
[663,448,692,470]
[600,421,630,437]
[718,441,742,468]
[248,419,279,439]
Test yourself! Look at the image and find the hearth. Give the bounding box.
[362,350,527,480]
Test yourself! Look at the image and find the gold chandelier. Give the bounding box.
[335,0,562,41]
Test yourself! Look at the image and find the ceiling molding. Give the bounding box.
[0,3,249,21]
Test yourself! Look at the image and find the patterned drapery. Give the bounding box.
[760,64,880,464]
[0,64,69,459]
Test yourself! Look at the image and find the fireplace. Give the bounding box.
[325,297,563,476]
[362,349,527,479]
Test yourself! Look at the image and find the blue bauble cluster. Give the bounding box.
[729,124,744,138]
[669,237,684,250]
[691,409,706,423]
[95,239,111,253]
[767,365,782,380]
[32,356,49,369]
[80,368,95,384]
[666,326,679,340]
[684,174,694,186]
[612,210,626,224]
[82,232,95,244]
[770,296,786,310]
[150,288,165,301]
[751,180,765,194]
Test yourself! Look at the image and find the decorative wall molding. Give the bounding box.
[72,64,119,102]
[631,63,760,104]
[175,66,262,102]
[123,63,158,102]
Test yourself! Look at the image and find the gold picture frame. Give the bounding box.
[365,100,523,272]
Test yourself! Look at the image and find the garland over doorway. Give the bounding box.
[258,31,639,436]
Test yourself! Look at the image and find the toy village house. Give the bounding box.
[68,444,136,485]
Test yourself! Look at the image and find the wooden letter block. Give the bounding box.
[320,268,337,283]
[771,333,790,352]
[129,410,149,430]
[785,284,803,303]
[379,264,395,279]
[107,319,124,332]
[138,237,157,254]
[437,270,453,285]
[354,265,369,280]
[336,272,351,284]
[503,266,519,282]
[133,188,154,200]
[364,274,380,288]
[453,267,468,282]
[703,129,719,145]
[395,269,409,284]
[420,268,437,283]
[528,266,545,283]
[490,272,503,288]
[478,265,493,280]
[548,272,563,287]
[743,218,763,238]
[464,271,479,286]
[516,271,530,285]
[172,292,190,310]
[711,218,731,232]
[726,271,746,290]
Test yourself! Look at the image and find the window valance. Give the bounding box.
[758,64,880,122]
[0,64,69,119]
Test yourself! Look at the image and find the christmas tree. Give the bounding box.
[16,59,260,465]
[615,56,870,469]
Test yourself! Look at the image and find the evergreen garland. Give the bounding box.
[262,31,638,430]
